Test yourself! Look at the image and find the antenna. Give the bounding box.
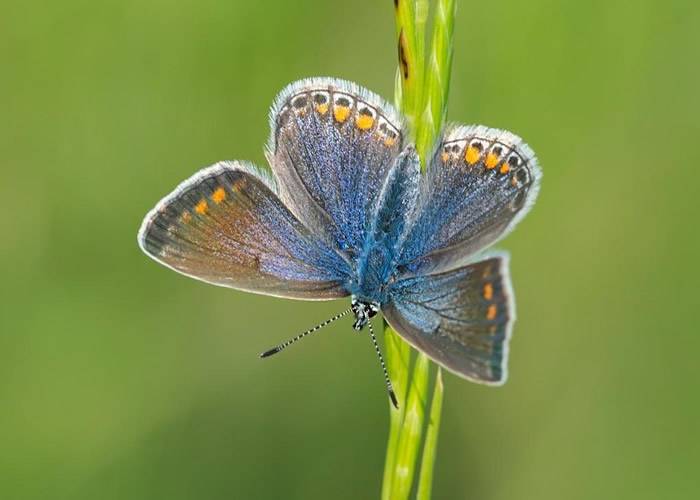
[259,308,352,358]
[368,320,399,409]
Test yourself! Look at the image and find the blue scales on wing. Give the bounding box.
[384,254,514,384]
[138,161,351,300]
[266,78,419,299]
[397,125,541,277]
[383,125,541,382]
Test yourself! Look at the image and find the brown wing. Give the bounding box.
[138,161,351,300]
[384,255,514,384]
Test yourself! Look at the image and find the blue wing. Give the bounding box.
[384,254,514,384]
[138,161,351,300]
[265,78,417,284]
[398,125,541,277]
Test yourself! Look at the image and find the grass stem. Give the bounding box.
[382,1,456,498]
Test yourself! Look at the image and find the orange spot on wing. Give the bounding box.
[500,163,511,174]
[465,145,480,165]
[195,199,208,215]
[486,304,497,321]
[333,105,350,123]
[356,114,374,130]
[441,151,449,162]
[181,211,192,223]
[212,187,226,204]
[316,103,328,115]
[483,283,494,301]
[485,152,499,169]
[384,135,397,147]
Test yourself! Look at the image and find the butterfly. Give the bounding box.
[138,77,541,407]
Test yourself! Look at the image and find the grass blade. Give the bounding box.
[416,368,444,500]
[390,351,429,500]
[381,325,411,500]
[383,1,456,498]
[393,0,419,133]
[415,0,456,161]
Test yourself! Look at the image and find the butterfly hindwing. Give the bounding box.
[266,77,409,257]
[138,161,351,299]
[384,254,514,384]
[398,125,541,277]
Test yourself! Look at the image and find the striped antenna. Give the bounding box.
[259,308,352,358]
[368,320,399,409]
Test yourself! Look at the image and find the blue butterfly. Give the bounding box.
[138,78,541,407]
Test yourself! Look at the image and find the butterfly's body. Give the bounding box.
[346,184,411,306]
[139,77,541,395]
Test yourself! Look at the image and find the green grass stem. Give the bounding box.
[382,1,455,498]
[416,370,444,500]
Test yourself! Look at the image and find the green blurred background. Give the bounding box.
[2,0,699,498]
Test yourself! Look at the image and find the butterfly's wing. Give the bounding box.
[398,125,541,277]
[266,77,411,258]
[138,161,351,300]
[384,254,513,384]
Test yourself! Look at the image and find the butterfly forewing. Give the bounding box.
[384,254,514,384]
[398,125,541,277]
[266,77,409,258]
[138,161,351,300]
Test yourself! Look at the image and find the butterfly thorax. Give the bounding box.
[349,248,397,305]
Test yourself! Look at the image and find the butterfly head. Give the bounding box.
[351,298,379,331]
